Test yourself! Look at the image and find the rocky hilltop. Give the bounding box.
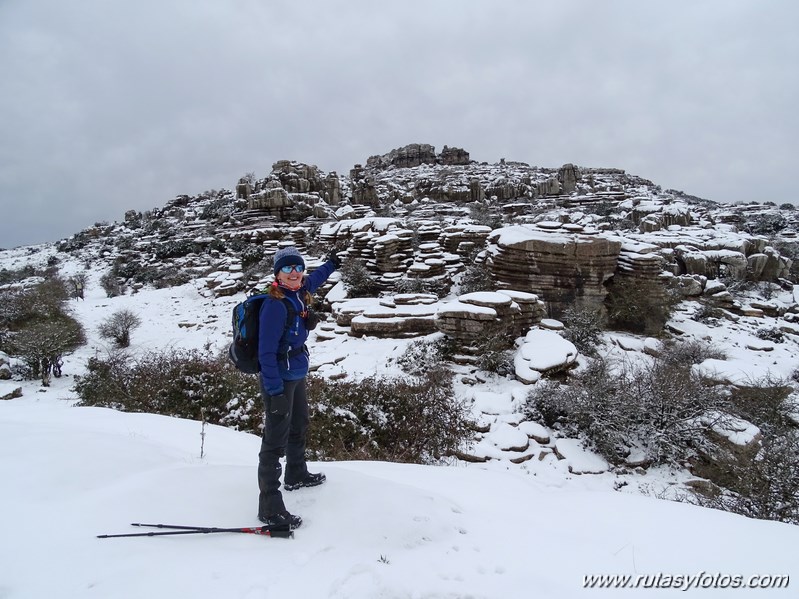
[55,143,797,327]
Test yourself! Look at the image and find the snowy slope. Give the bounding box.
[2,244,799,597]
[1,398,797,599]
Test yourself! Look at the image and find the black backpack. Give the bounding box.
[228,294,295,374]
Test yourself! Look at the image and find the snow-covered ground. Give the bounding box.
[2,396,797,598]
[2,246,799,597]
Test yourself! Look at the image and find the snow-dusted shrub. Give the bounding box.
[745,213,788,236]
[755,326,785,344]
[604,275,677,335]
[394,336,455,376]
[560,305,607,355]
[340,259,381,297]
[3,315,85,385]
[97,309,142,348]
[477,349,516,377]
[692,429,799,526]
[729,374,795,435]
[525,345,731,466]
[151,266,192,289]
[240,244,266,270]
[457,256,492,295]
[660,338,727,365]
[99,272,122,297]
[0,277,85,385]
[394,277,447,298]
[306,367,472,464]
[154,239,202,261]
[691,304,726,324]
[111,257,191,290]
[74,349,263,433]
[468,201,503,229]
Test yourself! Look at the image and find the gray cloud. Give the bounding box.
[1,0,797,249]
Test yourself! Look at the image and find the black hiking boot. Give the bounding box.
[258,510,302,530]
[284,471,326,491]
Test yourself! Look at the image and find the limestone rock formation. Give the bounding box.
[439,145,470,165]
[557,163,581,194]
[247,161,342,215]
[435,290,544,355]
[367,143,437,169]
[486,225,622,317]
[347,294,439,338]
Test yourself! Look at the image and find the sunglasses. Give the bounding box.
[279,264,305,274]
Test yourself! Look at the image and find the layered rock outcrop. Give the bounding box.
[365,143,470,170]
[485,225,622,317]
[246,161,342,214]
[435,291,546,356]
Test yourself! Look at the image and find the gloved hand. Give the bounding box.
[269,393,289,416]
[326,249,342,269]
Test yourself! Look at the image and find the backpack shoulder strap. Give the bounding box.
[280,297,296,335]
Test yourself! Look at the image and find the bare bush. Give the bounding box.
[98,309,142,348]
[525,344,731,466]
[692,430,799,525]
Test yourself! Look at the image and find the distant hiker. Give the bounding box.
[257,246,341,529]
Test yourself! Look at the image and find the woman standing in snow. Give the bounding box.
[257,246,341,529]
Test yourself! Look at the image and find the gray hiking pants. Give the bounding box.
[257,377,310,516]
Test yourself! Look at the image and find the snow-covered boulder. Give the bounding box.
[554,438,610,474]
[0,381,22,400]
[514,329,578,383]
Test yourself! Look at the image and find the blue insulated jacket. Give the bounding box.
[258,259,336,395]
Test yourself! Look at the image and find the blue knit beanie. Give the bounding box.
[273,246,305,275]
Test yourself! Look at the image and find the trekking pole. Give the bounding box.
[97,523,293,539]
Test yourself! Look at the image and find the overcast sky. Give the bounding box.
[1,0,797,249]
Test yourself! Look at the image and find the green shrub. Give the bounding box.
[561,305,607,355]
[100,272,122,297]
[306,367,472,463]
[457,255,492,295]
[340,259,382,297]
[394,336,455,377]
[0,277,85,385]
[604,275,676,335]
[3,314,85,384]
[745,213,788,236]
[74,350,263,433]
